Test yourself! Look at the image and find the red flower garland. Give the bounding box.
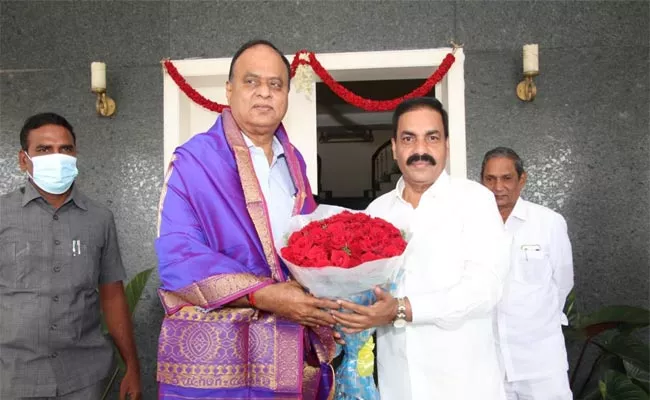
[163,59,228,113]
[163,50,455,113]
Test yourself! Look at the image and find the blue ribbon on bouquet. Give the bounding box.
[333,272,402,400]
[334,289,379,400]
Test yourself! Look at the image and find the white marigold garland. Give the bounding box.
[293,52,315,99]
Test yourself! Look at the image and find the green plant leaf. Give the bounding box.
[575,353,619,399]
[624,360,650,384]
[599,370,649,400]
[630,377,650,394]
[125,268,154,315]
[563,324,584,342]
[578,387,602,400]
[599,353,626,374]
[564,289,579,326]
[577,306,649,339]
[594,331,649,381]
[102,268,154,376]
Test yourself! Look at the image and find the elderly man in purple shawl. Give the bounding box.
[155,40,339,400]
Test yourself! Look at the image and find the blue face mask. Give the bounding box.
[24,152,79,194]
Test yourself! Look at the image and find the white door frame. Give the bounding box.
[163,48,466,189]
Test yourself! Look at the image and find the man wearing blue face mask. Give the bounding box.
[0,113,142,400]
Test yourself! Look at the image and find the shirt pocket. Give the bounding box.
[0,242,16,287]
[71,243,101,289]
[515,249,551,285]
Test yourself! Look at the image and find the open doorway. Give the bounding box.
[315,79,436,209]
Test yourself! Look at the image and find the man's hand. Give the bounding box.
[119,367,142,400]
[254,281,339,327]
[99,282,142,400]
[331,286,398,334]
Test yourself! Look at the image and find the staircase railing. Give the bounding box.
[370,139,394,198]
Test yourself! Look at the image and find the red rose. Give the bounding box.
[305,245,329,267]
[292,235,314,254]
[280,247,297,263]
[347,240,364,258]
[326,221,346,235]
[360,252,381,262]
[381,245,402,258]
[330,249,351,268]
[356,237,374,253]
[329,233,348,249]
[348,257,362,267]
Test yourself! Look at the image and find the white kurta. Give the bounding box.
[367,172,510,400]
[498,198,574,382]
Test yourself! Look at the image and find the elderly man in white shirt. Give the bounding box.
[332,97,509,400]
[481,147,574,400]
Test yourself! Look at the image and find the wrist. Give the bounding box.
[391,298,399,320]
[392,297,407,328]
[251,283,274,311]
[247,291,258,308]
[404,296,413,322]
[125,358,141,372]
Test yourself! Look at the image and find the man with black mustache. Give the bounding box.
[333,97,510,400]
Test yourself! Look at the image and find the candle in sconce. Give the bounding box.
[523,44,539,74]
[91,62,106,91]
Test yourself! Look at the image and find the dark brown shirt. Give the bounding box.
[0,182,126,397]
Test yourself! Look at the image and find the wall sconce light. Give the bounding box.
[516,44,539,102]
[91,62,116,117]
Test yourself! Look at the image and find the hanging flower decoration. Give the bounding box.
[293,52,316,99]
[162,47,457,113]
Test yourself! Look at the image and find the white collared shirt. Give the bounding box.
[242,134,295,245]
[498,198,574,381]
[367,172,510,400]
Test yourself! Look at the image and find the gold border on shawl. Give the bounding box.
[159,273,270,311]
[222,109,284,281]
[309,325,338,364]
[274,323,302,391]
[301,364,320,400]
[158,307,305,393]
[158,307,272,389]
[326,362,336,400]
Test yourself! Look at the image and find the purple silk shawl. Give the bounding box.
[155,109,335,400]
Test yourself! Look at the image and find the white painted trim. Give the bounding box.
[163,47,467,188]
[442,49,467,178]
[163,71,183,171]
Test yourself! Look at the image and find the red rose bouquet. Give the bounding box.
[278,206,407,298]
[277,206,408,400]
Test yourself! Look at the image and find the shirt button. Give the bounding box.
[50,324,57,330]
[54,240,61,245]
[53,215,59,220]
[52,295,59,302]
[53,265,61,272]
